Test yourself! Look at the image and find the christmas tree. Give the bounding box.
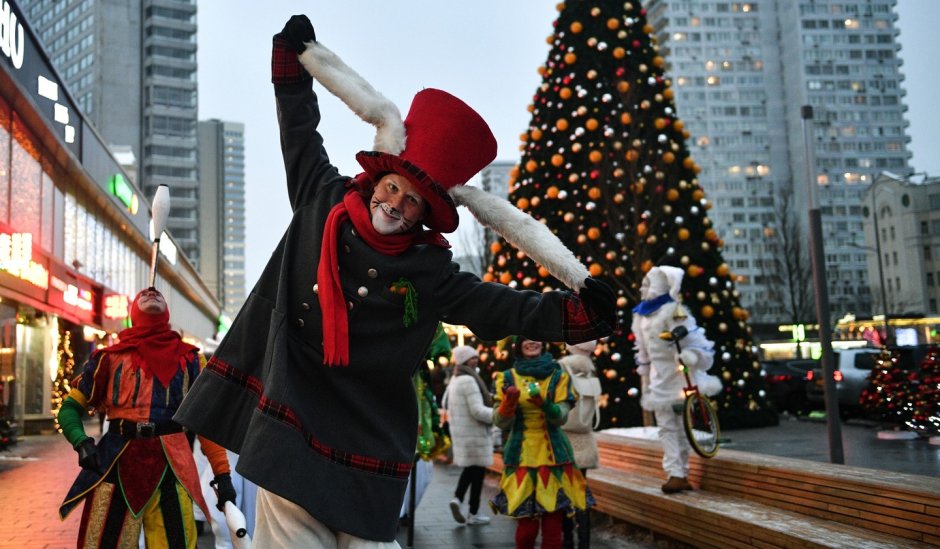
[484,0,776,429]
[859,348,916,426]
[906,347,939,436]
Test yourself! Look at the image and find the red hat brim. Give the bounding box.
[356,150,459,233]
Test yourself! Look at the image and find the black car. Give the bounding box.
[762,359,819,416]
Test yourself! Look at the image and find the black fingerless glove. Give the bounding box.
[280,14,316,53]
[580,277,617,325]
[76,438,101,473]
[211,473,237,512]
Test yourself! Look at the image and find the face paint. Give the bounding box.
[369,173,426,234]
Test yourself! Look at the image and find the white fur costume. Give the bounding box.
[631,266,721,478]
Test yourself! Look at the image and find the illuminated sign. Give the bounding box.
[0,1,24,70]
[104,294,130,319]
[50,276,93,312]
[0,231,48,289]
[109,174,139,214]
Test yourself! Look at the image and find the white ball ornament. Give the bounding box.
[658,134,668,144]
[667,246,675,255]
[585,202,596,211]
[611,352,622,362]
[602,93,613,103]
[648,77,657,86]
[722,352,732,362]
[690,206,700,215]
[758,390,766,398]
[558,190,568,200]
[709,277,719,287]
[598,42,608,51]
[737,379,746,387]
[627,387,639,397]
[675,216,684,225]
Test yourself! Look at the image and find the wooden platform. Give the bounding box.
[489,433,940,547]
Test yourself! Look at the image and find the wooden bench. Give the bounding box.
[489,433,940,547]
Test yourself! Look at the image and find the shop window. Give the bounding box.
[10,127,41,241]
[0,95,8,226]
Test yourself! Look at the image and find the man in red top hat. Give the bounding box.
[57,288,235,548]
[175,14,617,546]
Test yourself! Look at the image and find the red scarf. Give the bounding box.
[102,291,198,387]
[318,183,449,366]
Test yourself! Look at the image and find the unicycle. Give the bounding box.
[659,325,721,458]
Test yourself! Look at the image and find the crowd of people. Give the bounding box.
[56,13,720,549]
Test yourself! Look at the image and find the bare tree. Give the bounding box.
[759,184,815,326]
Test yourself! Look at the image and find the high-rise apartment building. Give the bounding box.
[645,0,911,325]
[23,0,201,266]
[198,120,246,320]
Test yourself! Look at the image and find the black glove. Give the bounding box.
[211,473,237,512]
[76,438,101,473]
[280,14,316,53]
[579,277,617,325]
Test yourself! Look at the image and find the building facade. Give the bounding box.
[21,0,202,266]
[645,0,911,324]
[0,0,220,432]
[198,119,246,321]
[863,173,940,318]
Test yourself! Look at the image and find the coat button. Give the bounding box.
[301,302,310,311]
[357,286,369,297]
[347,301,354,310]
[344,245,351,253]
[367,268,378,279]
[351,228,357,237]
[313,284,319,294]
[296,318,305,327]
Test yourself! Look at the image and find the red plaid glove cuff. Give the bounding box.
[271,36,311,85]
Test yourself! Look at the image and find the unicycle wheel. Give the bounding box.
[683,392,720,458]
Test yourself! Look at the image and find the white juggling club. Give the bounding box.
[148,184,170,288]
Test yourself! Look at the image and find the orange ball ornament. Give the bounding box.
[564,52,577,65]
[589,150,603,164]
[570,21,583,34]
[538,266,550,278]
[559,87,572,100]
[652,56,665,68]
[636,222,648,237]
[586,118,599,131]
[499,272,512,285]
[613,47,625,59]
[556,118,569,131]
[620,112,632,125]
[516,197,530,210]
[551,154,565,167]
[531,128,543,141]
[606,17,620,30]
[546,186,560,199]
[617,81,630,93]
[482,272,494,282]
[677,228,690,241]
[490,241,502,254]
[625,149,639,162]
[587,227,601,240]
[641,259,654,273]
[692,189,705,201]
[687,265,703,278]
[589,263,604,277]
[525,159,538,173]
[682,157,696,170]
[701,305,715,319]
[588,187,602,200]
[663,151,676,164]
[654,118,668,130]
[716,263,730,277]
[666,188,680,202]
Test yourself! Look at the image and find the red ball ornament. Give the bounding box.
[590,169,601,179]
[632,40,641,49]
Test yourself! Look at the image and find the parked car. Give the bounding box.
[805,346,926,419]
[762,359,819,416]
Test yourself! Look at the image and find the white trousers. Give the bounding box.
[654,408,691,478]
[253,487,401,549]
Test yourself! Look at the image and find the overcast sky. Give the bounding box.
[195,1,940,290]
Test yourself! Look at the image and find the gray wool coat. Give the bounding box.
[443,375,493,467]
[174,81,610,542]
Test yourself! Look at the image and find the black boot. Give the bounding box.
[562,513,575,548]
[576,509,591,549]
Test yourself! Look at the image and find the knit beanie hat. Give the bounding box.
[451,345,479,366]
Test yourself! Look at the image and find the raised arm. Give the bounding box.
[272,15,344,209]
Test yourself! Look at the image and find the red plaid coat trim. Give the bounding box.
[271,37,311,85]
[562,293,614,343]
[207,357,263,396]
[258,395,412,479]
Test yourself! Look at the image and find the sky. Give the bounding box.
[195,1,940,290]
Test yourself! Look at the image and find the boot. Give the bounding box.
[576,509,591,548]
[661,476,694,494]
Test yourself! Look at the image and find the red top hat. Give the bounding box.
[355,88,497,233]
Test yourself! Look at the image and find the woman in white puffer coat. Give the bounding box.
[442,346,494,526]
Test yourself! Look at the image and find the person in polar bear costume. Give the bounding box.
[631,266,722,494]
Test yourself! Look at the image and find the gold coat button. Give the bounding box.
[347,301,354,310]
[357,286,369,297]
[313,284,319,294]
[301,302,310,311]
[367,268,378,279]
[296,318,305,327]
